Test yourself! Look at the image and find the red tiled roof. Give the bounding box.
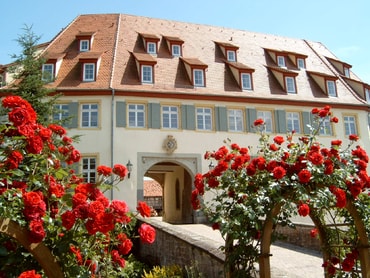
[144,180,163,197]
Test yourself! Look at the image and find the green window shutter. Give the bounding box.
[215,107,227,131]
[148,103,160,129]
[275,110,286,134]
[302,111,312,135]
[70,162,79,174]
[246,108,257,132]
[67,102,79,128]
[181,105,195,130]
[116,101,126,127]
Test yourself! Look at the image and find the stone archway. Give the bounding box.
[138,153,202,224]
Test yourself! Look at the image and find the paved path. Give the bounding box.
[176,223,325,278]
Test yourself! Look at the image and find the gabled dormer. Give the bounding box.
[341,76,370,103]
[180,57,208,87]
[264,48,307,70]
[76,32,95,52]
[267,66,299,94]
[307,71,339,97]
[215,41,239,62]
[131,52,157,84]
[42,53,66,83]
[78,52,102,82]
[163,36,184,57]
[326,57,352,78]
[139,33,160,55]
[226,61,255,91]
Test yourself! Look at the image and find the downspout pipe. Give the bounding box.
[110,88,115,200]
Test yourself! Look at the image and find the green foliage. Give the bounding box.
[143,265,183,278]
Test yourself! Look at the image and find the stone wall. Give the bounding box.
[137,218,224,278]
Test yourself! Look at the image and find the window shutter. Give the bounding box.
[246,108,257,132]
[70,162,79,174]
[67,102,79,128]
[215,107,227,131]
[302,111,312,135]
[148,103,160,129]
[116,101,126,127]
[275,110,286,133]
[181,105,195,130]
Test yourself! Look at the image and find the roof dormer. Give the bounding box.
[78,52,102,82]
[341,76,370,103]
[139,33,160,55]
[131,52,158,84]
[163,36,184,57]
[225,61,255,90]
[307,71,339,97]
[265,48,307,70]
[267,66,299,94]
[215,41,239,62]
[180,57,208,87]
[326,57,352,78]
[42,52,66,83]
[76,32,95,52]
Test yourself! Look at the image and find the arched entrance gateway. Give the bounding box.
[137,153,202,224]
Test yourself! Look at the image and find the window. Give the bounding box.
[344,67,350,78]
[241,73,252,90]
[81,104,98,128]
[277,56,285,67]
[297,58,305,69]
[257,111,273,133]
[83,63,95,81]
[193,69,204,87]
[53,104,69,123]
[147,42,156,54]
[42,64,54,82]
[227,50,236,62]
[141,65,153,83]
[327,80,337,97]
[366,88,370,104]
[0,75,3,87]
[319,118,333,136]
[82,157,96,183]
[285,76,296,93]
[286,112,301,133]
[162,105,179,129]
[228,109,243,132]
[344,115,357,136]
[128,104,145,128]
[172,45,181,57]
[196,107,212,130]
[80,40,89,52]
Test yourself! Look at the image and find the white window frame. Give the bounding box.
[172,45,181,57]
[193,69,205,87]
[196,107,212,131]
[327,80,337,97]
[365,88,370,104]
[141,65,153,84]
[257,110,273,133]
[344,115,357,136]
[162,105,179,129]
[297,58,305,69]
[285,76,296,93]
[42,64,54,82]
[80,40,89,52]
[227,50,236,62]
[241,73,252,90]
[82,157,96,183]
[286,112,301,133]
[83,63,95,81]
[344,67,350,78]
[228,109,244,132]
[147,42,156,54]
[81,103,98,128]
[319,118,333,136]
[277,55,286,67]
[128,104,145,128]
[53,104,69,123]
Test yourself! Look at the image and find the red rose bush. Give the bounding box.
[193,105,370,276]
[0,96,155,277]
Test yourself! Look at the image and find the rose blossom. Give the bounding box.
[138,223,156,244]
[137,201,151,217]
[310,228,318,238]
[29,220,46,243]
[331,139,342,146]
[253,118,264,126]
[348,134,359,141]
[112,164,128,179]
[273,135,284,145]
[298,203,310,217]
[298,169,311,183]
[97,165,112,176]
[61,210,76,230]
[272,166,286,180]
[18,270,42,278]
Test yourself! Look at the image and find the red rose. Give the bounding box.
[341,257,355,272]
[331,139,342,146]
[311,108,319,114]
[137,201,151,217]
[87,201,106,219]
[66,148,81,164]
[48,183,65,198]
[269,143,279,151]
[298,203,310,217]
[48,123,66,136]
[110,200,129,219]
[138,223,156,244]
[112,164,128,179]
[61,210,76,230]
[18,270,42,278]
[23,191,46,220]
[348,134,359,141]
[330,116,339,123]
[310,228,318,238]
[308,152,324,165]
[8,107,34,126]
[97,165,112,176]
[253,118,264,126]
[111,250,126,267]
[5,150,23,169]
[273,135,284,145]
[26,135,44,154]
[72,192,88,208]
[207,177,220,188]
[212,223,220,230]
[117,234,133,255]
[29,220,46,243]
[298,169,311,183]
[318,109,329,118]
[272,166,286,180]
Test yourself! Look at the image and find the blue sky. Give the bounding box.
[1,0,369,82]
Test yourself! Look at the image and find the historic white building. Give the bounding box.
[1,14,369,224]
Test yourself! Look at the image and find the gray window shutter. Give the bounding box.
[116,101,126,127]
[302,111,312,135]
[215,107,227,131]
[148,103,160,129]
[275,110,286,134]
[67,102,79,128]
[246,108,257,132]
[181,105,195,130]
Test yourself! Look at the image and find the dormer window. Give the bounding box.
[132,52,157,84]
[326,57,352,77]
[193,69,204,87]
[365,88,370,104]
[285,76,296,94]
[227,50,236,62]
[307,71,338,97]
[139,33,160,55]
[141,65,153,83]
[225,61,255,91]
[79,52,102,82]
[42,64,54,82]
[344,67,350,78]
[76,32,95,52]
[147,42,156,54]
[42,53,66,83]
[326,80,337,97]
[181,57,208,87]
[163,36,184,57]
[215,41,239,62]
[297,58,305,69]
[172,45,181,57]
[267,66,298,94]
[277,55,286,67]
[241,73,252,90]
